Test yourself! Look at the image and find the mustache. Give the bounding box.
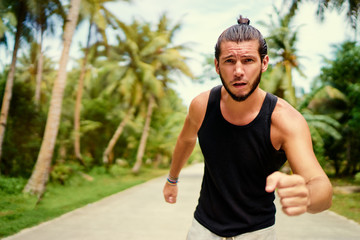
[230,78,246,83]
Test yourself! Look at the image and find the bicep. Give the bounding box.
[278,112,326,182]
[177,115,199,143]
[178,93,208,143]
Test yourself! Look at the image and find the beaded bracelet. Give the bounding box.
[166,175,179,186]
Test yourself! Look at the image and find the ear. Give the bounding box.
[261,55,269,73]
[214,58,220,74]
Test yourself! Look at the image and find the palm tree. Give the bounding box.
[27,0,65,107]
[128,15,193,174]
[102,107,134,166]
[0,1,16,49]
[23,0,81,196]
[286,0,360,38]
[145,88,188,168]
[316,41,360,175]
[0,0,32,165]
[16,41,56,94]
[101,15,192,173]
[298,83,347,172]
[100,64,140,166]
[73,0,130,164]
[99,19,153,167]
[259,6,305,106]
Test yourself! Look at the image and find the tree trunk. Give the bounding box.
[334,158,340,177]
[23,0,81,196]
[103,107,133,166]
[132,96,155,174]
[74,21,93,165]
[285,63,296,106]
[0,4,25,168]
[34,28,44,107]
[153,153,162,168]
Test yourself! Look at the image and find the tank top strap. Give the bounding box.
[208,85,222,106]
[202,85,222,123]
[261,93,278,120]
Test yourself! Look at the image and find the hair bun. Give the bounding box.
[237,15,250,25]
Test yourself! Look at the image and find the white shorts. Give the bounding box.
[186,218,277,240]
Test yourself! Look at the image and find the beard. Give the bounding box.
[219,69,262,102]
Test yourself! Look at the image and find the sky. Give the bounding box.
[102,0,354,106]
[0,0,354,106]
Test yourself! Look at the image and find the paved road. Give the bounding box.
[4,163,360,240]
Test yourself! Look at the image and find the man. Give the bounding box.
[163,16,332,240]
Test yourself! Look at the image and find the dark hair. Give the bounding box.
[215,15,267,61]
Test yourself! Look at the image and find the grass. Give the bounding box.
[330,177,360,224]
[2,166,360,238]
[0,165,168,238]
[331,192,360,223]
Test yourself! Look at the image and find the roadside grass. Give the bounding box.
[2,165,360,238]
[0,166,168,238]
[330,176,360,224]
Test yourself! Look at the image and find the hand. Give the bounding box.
[163,182,178,204]
[266,171,310,216]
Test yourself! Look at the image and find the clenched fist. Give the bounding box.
[163,183,178,204]
[266,171,310,216]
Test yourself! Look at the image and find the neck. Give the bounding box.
[222,87,265,111]
[220,87,266,126]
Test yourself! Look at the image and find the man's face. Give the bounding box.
[215,40,269,102]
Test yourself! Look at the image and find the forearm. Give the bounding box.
[307,175,333,213]
[169,137,197,178]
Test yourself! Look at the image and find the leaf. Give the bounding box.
[80,120,102,133]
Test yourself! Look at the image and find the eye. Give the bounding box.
[244,58,254,63]
[224,59,235,63]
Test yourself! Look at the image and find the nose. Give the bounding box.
[234,61,244,77]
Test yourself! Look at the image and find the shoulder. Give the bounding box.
[187,90,211,127]
[272,98,306,126]
[189,90,211,110]
[271,97,310,146]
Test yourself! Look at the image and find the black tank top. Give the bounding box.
[194,85,286,237]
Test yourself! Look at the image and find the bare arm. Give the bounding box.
[266,99,332,215]
[163,92,208,204]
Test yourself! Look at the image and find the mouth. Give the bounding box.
[232,82,247,87]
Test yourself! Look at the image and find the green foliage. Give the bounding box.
[321,42,360,89]
[316,41,360,175]
[15,41,56,105]
[0,176,26,194]
[259,5,305,106]
[0,80,46,177]
[355,172,360,184]
[145,89,187,166]
[0,7,191,183]
[50,164,73,185]
[301,110,341,166]
[330,177,360,224]
[331,191,360,224]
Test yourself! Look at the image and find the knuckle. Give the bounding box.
[280,198,288,207]
[294,174,306,184]
[284,205,307,216]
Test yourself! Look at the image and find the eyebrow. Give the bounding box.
[222,54,256,59]
[222,54,234,59]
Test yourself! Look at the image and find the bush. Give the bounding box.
[354,172,360,184]
[50,164,73,185]
[0,81,46,177]
[0,177,26,194]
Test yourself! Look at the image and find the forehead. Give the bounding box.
[219,40,259,58]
